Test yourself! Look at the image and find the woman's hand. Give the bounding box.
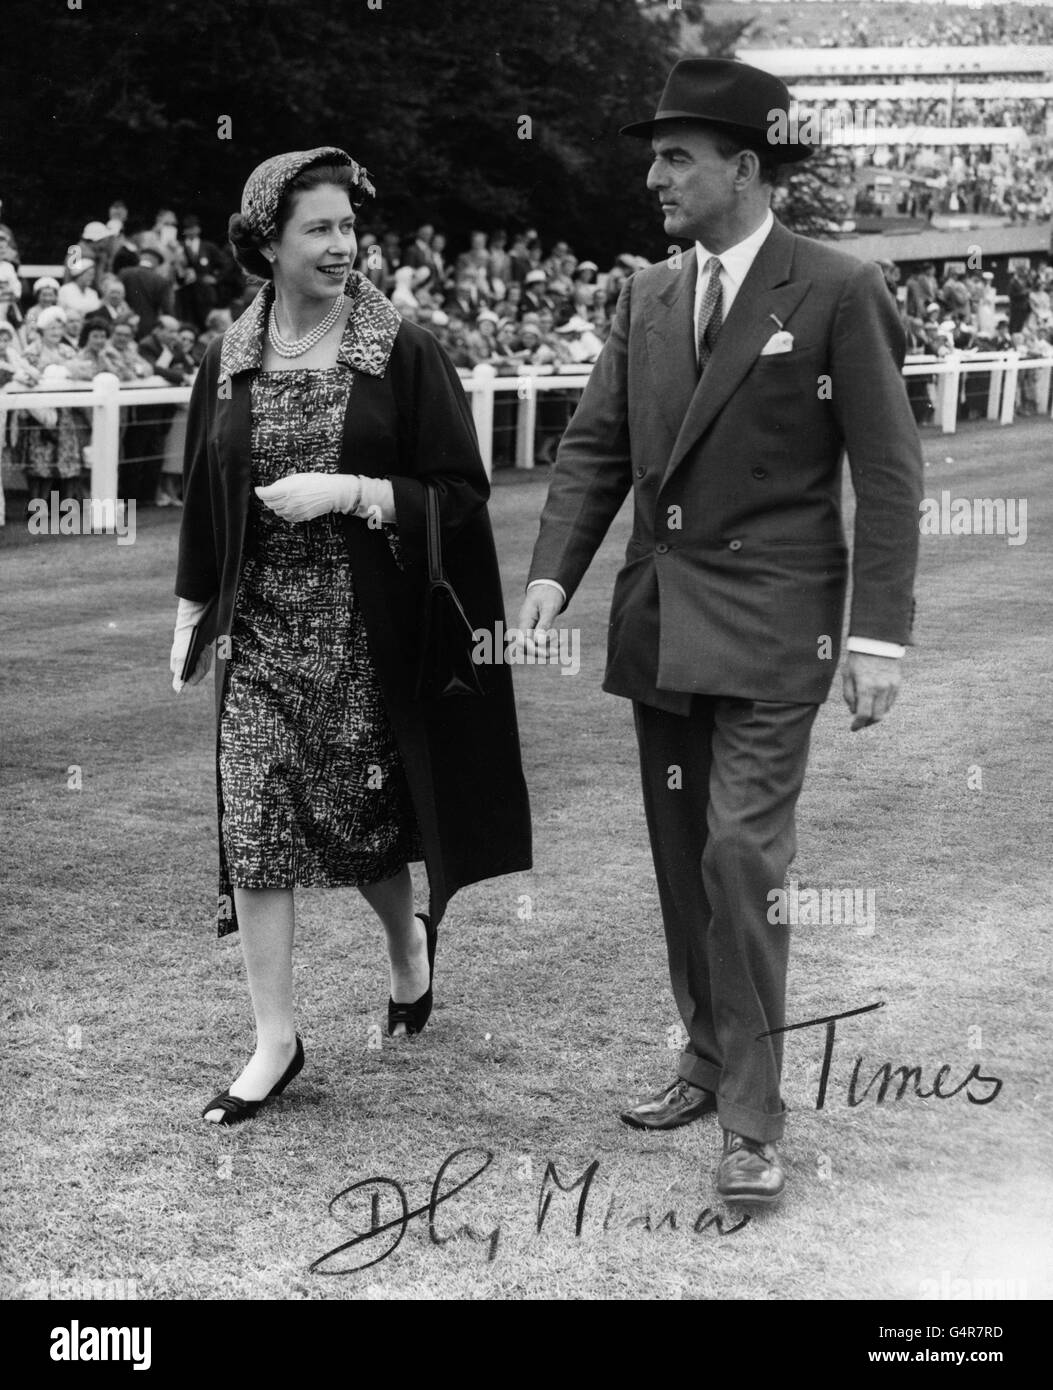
[255,473,361,523]
[171,597,214,692]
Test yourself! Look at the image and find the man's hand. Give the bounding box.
[516,583,564,660]
[842,651,902,731]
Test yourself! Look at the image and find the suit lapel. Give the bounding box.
[662,220,811,483]
[645,250,699,440]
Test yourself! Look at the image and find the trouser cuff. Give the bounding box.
[716,1095,787,1144]
[677,1052,721,1094]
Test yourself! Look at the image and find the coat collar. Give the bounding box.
[218,271,401,381]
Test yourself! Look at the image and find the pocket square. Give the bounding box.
[760,331,794,356]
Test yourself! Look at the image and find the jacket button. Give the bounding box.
[635,467,645,478]
[728,539,742,551]
[655,542,670,554]
[752,467,767,479]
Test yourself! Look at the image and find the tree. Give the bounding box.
[0,0,838,263]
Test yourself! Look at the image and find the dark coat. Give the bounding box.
[528,219,923,710]
[118,265,173,341]
[175,274,532,936]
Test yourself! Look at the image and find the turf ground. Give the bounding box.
[2,416,1051,1301]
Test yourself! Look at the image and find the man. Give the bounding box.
[132,315,195,505]
[404,222,442,290]
[176,216,226,329]
[939,267,971,324]
[118,247,173,341]
[94,276,136,330]
[519,58,922,1205]
[905,261,938,320]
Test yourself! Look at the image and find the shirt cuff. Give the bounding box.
[847,636,906,659]
[527,578,567,605]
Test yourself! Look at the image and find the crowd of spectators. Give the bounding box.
[351,223,647,373]
[736,1,1053,49]
[2,163,1051,509]
[875,256,1053,422]
[0,203,236,511]
[846,140,1053,222]
[818,94,1051,140]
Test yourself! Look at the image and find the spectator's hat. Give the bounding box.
[138,247,165,265]
[620,57,814,161]
[67,254,96,275]
[81,221,110,242]
[36,306,68,330]
[240,147,375,242]
[477,309,499,325]
[429,310,449,327]
[524,269,547,285]
[577,260,598,273]
[519,322,543,337]
[982,271,994,280]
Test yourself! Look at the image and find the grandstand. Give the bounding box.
[714,1,1053,269]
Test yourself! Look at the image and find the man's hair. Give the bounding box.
[710,127,782,187]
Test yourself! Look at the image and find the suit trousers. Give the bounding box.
[633,695,819,1142]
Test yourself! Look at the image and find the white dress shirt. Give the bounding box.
[530,207,905,659]
[693,207,773,357]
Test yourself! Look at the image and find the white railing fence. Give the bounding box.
[2,354,1050,529]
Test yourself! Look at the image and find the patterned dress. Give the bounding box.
[218,365,422,888]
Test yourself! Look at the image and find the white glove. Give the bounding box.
[255,473,361,523]
[171,596,214,692]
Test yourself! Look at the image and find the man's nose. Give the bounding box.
[646,162,667,192]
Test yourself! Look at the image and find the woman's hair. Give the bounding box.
[227,162,368,281]
[79,316,112,347]
[36,306,67,331]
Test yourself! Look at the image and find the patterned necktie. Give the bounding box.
[696,256,724,374]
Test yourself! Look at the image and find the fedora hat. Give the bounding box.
[620,57,814,163]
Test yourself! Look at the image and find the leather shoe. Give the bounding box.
[714,1129,785,1204]
[620,1077,717,1131]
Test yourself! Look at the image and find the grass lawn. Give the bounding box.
[2,417,1051,1301]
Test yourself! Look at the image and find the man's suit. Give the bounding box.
[118,265,173,341]
[177,238,227,328]
[527,216,922,1140]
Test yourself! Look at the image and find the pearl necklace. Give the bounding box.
[268,291,345,357]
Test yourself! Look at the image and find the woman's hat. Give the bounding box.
[34,276,61,295]
[240,147,375,242]
[620,56,814,162]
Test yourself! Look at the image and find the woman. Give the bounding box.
[17,307,87,503]
[0,262,25,339]
[69,316,124,380]
[171,148,531,1126]
[58,259,101,318]
[24,276,61,338]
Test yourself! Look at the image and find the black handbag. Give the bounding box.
[180,594,219,683]
[414,484,484,701]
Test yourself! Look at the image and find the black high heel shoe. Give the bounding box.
[387,914,437,1037]
[201,1034,304,1125]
